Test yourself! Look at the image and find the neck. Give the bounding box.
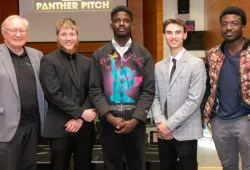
[170,46,183,57]
[114,36,130,47]
[226,38,245,55]
[6,44,24,56]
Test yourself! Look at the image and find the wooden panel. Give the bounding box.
[0,0,143,57]
[205,0,250,50]
[143,0,163,63]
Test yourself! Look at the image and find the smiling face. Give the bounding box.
[110,11,133,39]
[220,14,245,43]
[164,23,187,51]
[57,27,78,54]
[3,17,28,50]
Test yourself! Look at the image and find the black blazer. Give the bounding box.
[40,49,94,138]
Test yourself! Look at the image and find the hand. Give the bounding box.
[81,109,96,122]
[115,118,139,134]
[105,113,124,128]
[65,119,83,133]
[155,120,173,140]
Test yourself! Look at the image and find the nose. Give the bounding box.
[15,31,21,37]
[172,32,176,38]
[119,20,124,26]
[66,34,71,40]
[226,24,233,30]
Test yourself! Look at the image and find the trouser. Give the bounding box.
[49,123,95,170]
[211,115,250,170]
[100,119,146,170]
[158,138,198,170]
[0,122,38,170]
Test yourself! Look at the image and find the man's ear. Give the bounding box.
[110,23,113,30]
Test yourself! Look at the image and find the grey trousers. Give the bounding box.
[211,115,250,170]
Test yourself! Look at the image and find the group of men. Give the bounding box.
[0,4,249,170]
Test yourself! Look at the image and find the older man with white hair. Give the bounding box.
[0,15,45,170]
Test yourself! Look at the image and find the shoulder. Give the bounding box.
[185,52,205,68]
[93,43,112,57]
[25,46,43,54]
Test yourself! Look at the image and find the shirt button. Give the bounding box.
[17,109,20,112]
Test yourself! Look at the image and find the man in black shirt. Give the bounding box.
[0,15,45,170]
[40,18,96,170]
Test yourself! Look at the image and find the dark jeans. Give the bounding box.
[49,123,95,170]
[100,119,146,170]
[0,122,38,170]
[158,138,198,170]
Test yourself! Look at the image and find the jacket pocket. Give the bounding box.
[0,107,4,113]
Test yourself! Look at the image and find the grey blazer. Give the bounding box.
[151,49,206,141]
[0,44,45,142]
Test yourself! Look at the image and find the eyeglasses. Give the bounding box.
[5,28,27,35]
[220,21,242,27]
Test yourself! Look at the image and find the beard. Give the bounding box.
[57,41,79,55]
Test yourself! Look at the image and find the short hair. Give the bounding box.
[220,6,246,25]
[56,18,78,35]
[163,19,186,33]
[1,15,29,36]
[111,5,133,22]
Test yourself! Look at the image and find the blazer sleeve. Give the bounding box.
[132,49,155,122]
[151,64,167,123]
[166,59,207,131]
[39,55,84,119]
[89,51,112,117]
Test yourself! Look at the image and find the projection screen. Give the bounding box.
[19,0,127,42]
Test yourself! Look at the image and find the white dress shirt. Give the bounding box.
[112,38,132,58]
[168,48,185,77]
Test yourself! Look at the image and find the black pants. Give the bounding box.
[100,119,146,170]
[158,138,198,170]
[49,123,95,170]
[0,122,38,170]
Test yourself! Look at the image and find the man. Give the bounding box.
[89,5,155,170]
[0,15,45,170]
[39,18,96,170]
[204,6,250,170]
[151,18,206,170]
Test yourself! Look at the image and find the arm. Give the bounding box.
[39,56,84,119]
[151,65,167,123]
[166,60,207,131]
[132,49,155,122]
[89,51,111,117]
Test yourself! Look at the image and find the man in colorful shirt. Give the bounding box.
[89,5,155,170]
[204,6,250,170]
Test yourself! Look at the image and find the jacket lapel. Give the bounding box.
[75,53,82,89]
[162,57,170,86]
[168,50,187,90]
[0,44,19,97]
[56,50,79,89]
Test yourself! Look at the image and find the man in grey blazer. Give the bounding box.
[151,19,206,170]
[0,15,45,170]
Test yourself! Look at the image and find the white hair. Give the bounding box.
[1,15,29,37]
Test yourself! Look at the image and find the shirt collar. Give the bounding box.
[8,47,27,58]
[170,48,185,62]
[60,50,75,60]
[111,38,132,50]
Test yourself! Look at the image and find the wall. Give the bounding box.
[143,0,163,63]
[163,0,205,58]
[0,0,144,58]
[204,0,250,50]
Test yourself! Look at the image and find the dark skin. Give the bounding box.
[220,14,245,55]
[105,11,138,134]
[110,11,134,47]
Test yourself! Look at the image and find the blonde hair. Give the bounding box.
[56,18,78,35]
[1,15,29,36]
